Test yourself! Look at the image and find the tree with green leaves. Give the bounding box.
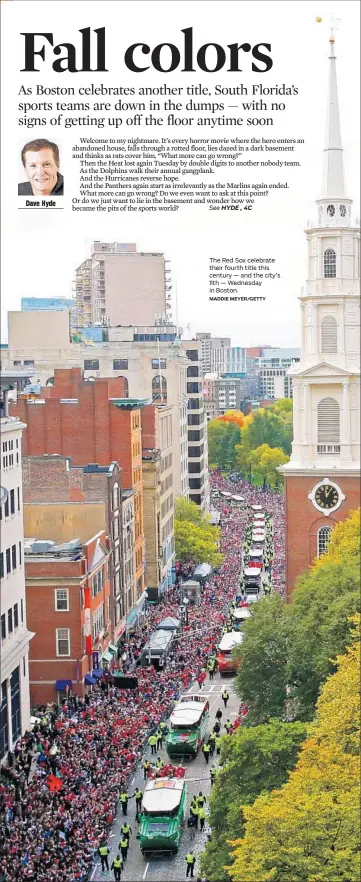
[245,407,293,456]
[248,443,288,489]
[233,509,360,723]
[200,719,307,882]
[234,594,290,724]
[174,498,223,567]
[207,418,242,470]
[230,619,360,882]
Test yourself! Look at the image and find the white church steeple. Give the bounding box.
[316,35,352,227]
[281,32,360,475]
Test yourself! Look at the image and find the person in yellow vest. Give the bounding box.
[215,734,222,755]
[198,804,206,832]
[202,740,211,764]
[133,787,143,812]
[185,851,196,878]
[119,789,130,815]
[197,791,206,808]
[143,759,151,780]
[210,766,217,786]
[156,727,164,749]
[98,842,110,872]
[189,798,199,829]
[224,719,232,734]
[221,689,230,707]
[155,756,164,769]
[148,733,157,755]
[111,853,123,881]
[120,822,132,842]
[118,835,129,861]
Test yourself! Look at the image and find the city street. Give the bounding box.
[91,674,240,882]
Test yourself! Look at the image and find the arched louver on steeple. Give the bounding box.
[321,316,337,353]
[317,397,340,452]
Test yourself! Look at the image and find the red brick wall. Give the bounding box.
[141,405,157,449]
[26,557,86,705]
[285,474,361,596]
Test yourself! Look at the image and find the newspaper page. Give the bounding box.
[0,1,360,882]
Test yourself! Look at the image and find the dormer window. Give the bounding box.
[339,205,346,217]
[326,204,335,217]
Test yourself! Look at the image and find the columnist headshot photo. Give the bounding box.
[18,139,64,196]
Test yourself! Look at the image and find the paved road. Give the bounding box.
[91,671,240,882]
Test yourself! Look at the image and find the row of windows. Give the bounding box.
[131,413,140,431]
[1,602,23,641]
[84,358,168,372]
[133,466,141,485]
[188,429,204,442]
[91,604,105,642]
[160,473,173,495]
[161,493,173,520]
[0,543,22,579]
[161,514,174,544]
[160,452,172,473]
[2,450,19,469]
[0,487,21,520]
[160,414,172,450]
[91,567,104,599]
[132,440,141,458]
[135,547,143,571]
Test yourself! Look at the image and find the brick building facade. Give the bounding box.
[10,368,146,603]
[22,456,128,637]
[25,531,111,706]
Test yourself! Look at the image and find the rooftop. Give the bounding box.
[110,398,150,409]
[24,538,83,561]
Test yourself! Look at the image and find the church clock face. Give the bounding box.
[308,478,345,516]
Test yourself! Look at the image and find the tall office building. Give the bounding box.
[75,242,171,328]
[196,333,231,375]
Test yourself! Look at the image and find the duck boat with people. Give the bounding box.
[138,766,187,856]
[217,630,244,675]
[165,694,210,757]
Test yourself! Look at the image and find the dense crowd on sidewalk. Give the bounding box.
[0,473,285,882]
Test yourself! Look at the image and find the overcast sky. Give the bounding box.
[1,0,359,348]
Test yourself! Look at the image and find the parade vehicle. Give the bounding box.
[180,579,200,605]
[251,504,264,512]
[252,532,266,546]
[248,548,264,564]
[165,695,210,757]
[141,628,175,669]
[217,631,244,675]
[138,766,187,856]
[192,562,213,584]
[220,490,232,498]
[231,608,252,630]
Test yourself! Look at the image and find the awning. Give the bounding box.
[91,669,104,679]
[127,608,138,626]
[85,674,97,686]
[108,644,117,655]
[55,679,72,691]
[102,650,113,662]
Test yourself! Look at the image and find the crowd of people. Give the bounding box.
[0,472,284,882]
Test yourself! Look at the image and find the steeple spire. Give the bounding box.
[321,35,345,199]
